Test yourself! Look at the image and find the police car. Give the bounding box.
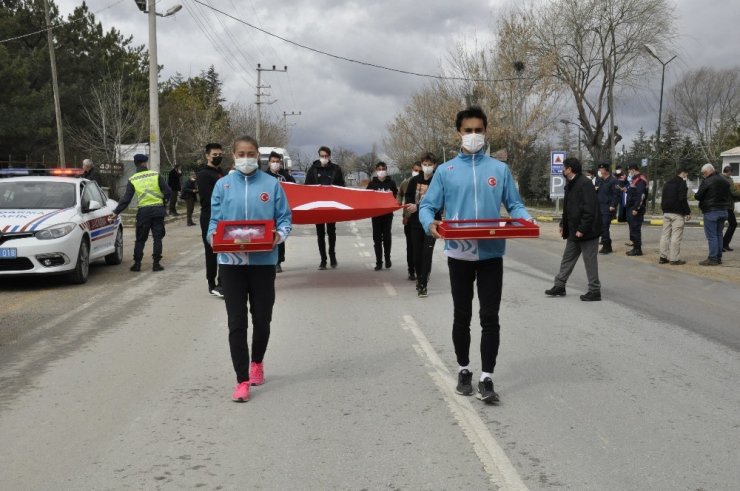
[0,176,124,284]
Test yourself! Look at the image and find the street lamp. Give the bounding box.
[136,1,182,174]
[644,44,677,211]
[559,119,585,161]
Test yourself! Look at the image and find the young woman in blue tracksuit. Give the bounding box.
[208,135,292,402]
[419,106,533,404]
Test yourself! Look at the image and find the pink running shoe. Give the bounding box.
[249,362,264,386]
[232,381,250,402]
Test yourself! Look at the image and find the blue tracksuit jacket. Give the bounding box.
[207,169,292,265]
[419,150,531,261]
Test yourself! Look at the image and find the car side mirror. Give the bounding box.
[85,199,102,212]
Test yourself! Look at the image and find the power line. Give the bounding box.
[0,0,125,44]
[190,0,527,84]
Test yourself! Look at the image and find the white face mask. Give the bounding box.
[235,157,259,174]
[376,170,387,179]
[461,133,485,153]
[319,157,329,166]
[411,170,420,177]
[422,165,434,176]
[269,162,281,173]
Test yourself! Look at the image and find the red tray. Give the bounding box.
[212,220,275,252]
[437,218,539,240]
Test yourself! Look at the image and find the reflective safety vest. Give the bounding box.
[129,170,164,207]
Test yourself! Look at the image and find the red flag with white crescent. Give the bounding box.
[280,183,402,224]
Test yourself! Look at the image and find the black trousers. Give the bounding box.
[278,242,286,264]
[600,213,613,246]
[371,214,393,263]
[315,222,336,261]
[404,223,414,275]
[184,196,196,223]
[168,192,179,214]
[410,226,436,287]
[723,209,737,247]
[133,208,165,262]
[448,257,503,374]
[627,211,644,248]
[200,210,219,288]
[221,264,276,383]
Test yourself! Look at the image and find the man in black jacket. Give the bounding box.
[196,143,225,296]
[167,164,183,215]
[659,168,691,265]
[721,166,740,251]
[695,163,730,266]
[546,157,602,301]
[304,146,345,270]
[594,163,619,254]
[366,161,398,270]
[266,151,295,273]
[625,164,648,256]
[81,159,102,186]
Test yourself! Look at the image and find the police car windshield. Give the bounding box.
[0,181,77,209]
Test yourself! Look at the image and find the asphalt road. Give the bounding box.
[1,213,738,490]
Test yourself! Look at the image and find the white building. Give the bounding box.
[719,146,740,212]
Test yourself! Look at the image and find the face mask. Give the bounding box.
[422,165,434,176]
[319,157,329,166]
[211,155,223,166]
[269,162,281,173]
[411,171,420,177]
[461,133,485,153]
[376,170,387,179]
[234,157,259,174]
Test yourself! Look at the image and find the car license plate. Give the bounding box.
[0,247,17,259]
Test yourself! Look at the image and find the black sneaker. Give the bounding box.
[408,272,416,281]
[456,369,474,396]
[659,256,669,264]
[580,291,601,301]
[210,286,225,298]
[318,261,327,270]
[276,264,283,273]
[130,262,141,272]
[418,286,428,298]
[329,255,338,268]
[385,259,392,269]
[374,262,382,271]
[152,262,164,272]
[545,285,566,296]
[476,377,500,404]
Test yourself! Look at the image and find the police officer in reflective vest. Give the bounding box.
[109,154,171,272]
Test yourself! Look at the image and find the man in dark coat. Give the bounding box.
[695,163,730,265]
[625,164,649,256]
[594,163,620,254]
[81,159,102,186]
[366,161,398,270]
[659,168,691,265]
[167,164,183,215]
[304,146,345,270]
[546,157,602,301]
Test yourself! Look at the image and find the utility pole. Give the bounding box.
[255,64,287,143]
[43,0,65,168]
[147,0,161,173]
[282,111,301,135]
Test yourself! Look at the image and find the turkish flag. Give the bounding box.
[281,183,401,224]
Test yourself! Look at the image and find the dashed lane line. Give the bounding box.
[401,314,528,491]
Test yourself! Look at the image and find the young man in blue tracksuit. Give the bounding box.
[419,106,533,404]
[208,136,292,402]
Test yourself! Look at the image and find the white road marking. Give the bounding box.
[401,314,529,491]
[357,242,366,247]
[359,251,371,257]
[383,282,397,297]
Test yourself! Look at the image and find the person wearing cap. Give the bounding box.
[721,166,740,251]
[167,163,183,216]
[545,157,602,301]
[695,163,730,266]
[594,163,619,254]
[81,159,102,186]
[108,154,171,272]
[659,168,691,265]
[625,164,648,256]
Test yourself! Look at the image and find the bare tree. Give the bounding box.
[527,0,676,164]
[671,67,740,164]
[67,75,145,167]
[222,103,287,152]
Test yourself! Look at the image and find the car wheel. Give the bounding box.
[105,227,124,265]
[68,239,90,284]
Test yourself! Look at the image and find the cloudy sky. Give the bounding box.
[56,0,740,162]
